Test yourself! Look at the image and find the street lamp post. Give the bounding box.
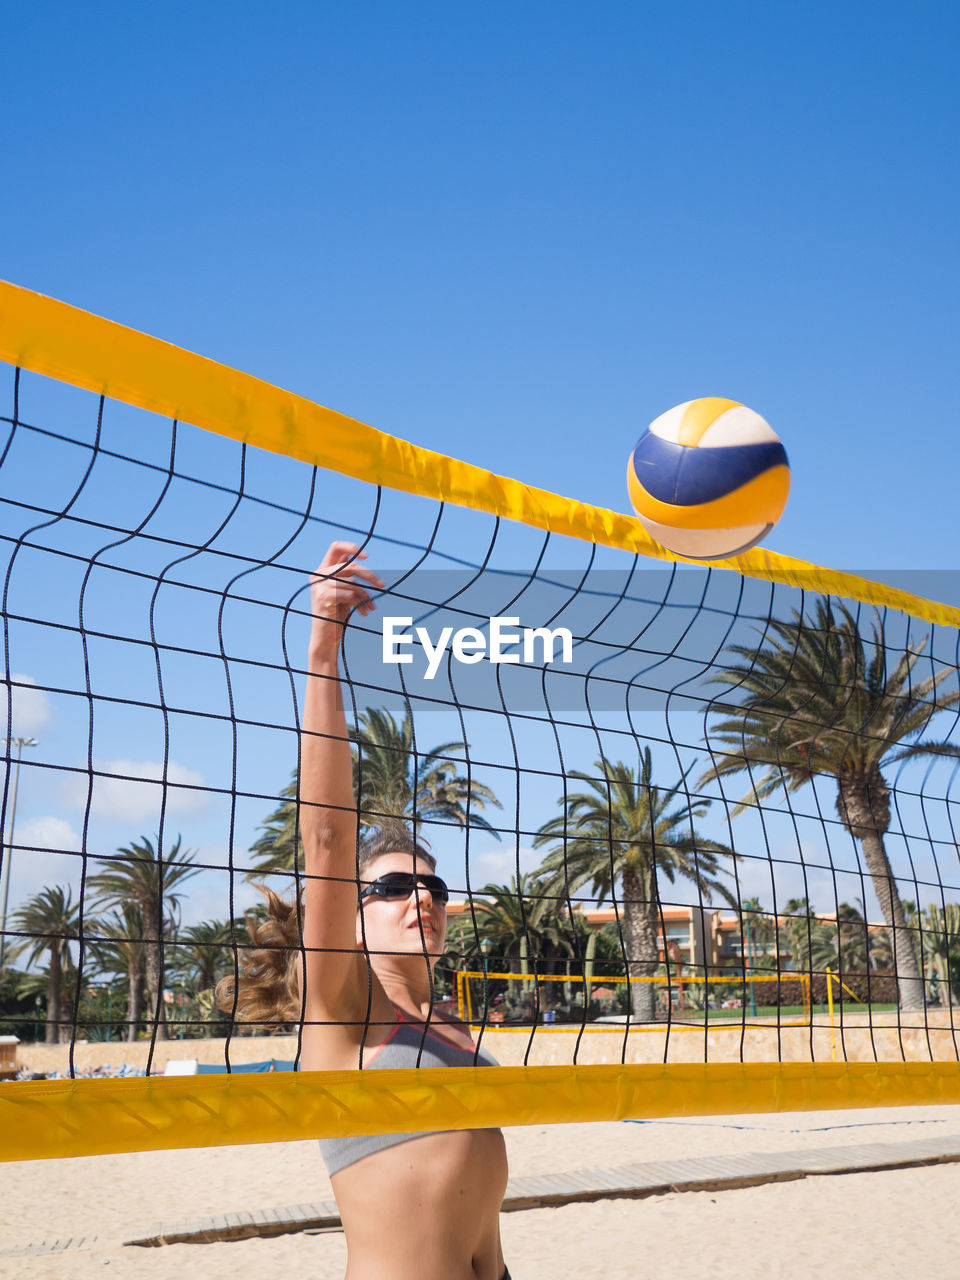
[0,736,38,975]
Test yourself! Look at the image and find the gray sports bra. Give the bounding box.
[318,1010,500,1176]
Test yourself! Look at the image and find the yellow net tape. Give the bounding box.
[4,1062,960,1164]
[1,279,958,629]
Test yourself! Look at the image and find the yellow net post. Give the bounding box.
[826,967,837,1062]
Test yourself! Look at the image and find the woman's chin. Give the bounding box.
[404,931,444,956]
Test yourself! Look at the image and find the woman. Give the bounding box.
[221,542,509,1280]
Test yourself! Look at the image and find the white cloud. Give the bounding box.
[0,673,52,738]
[15,815,82,854]
[178,858,262,929]
[2,816,84,911]
[450,845,543,896]
[61,758,210,823]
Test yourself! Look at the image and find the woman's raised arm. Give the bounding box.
[298,542,384,1028]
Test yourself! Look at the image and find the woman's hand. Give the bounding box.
[308,541,385,665]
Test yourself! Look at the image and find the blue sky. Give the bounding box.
[4,1,959,570]
[2,2,960,934]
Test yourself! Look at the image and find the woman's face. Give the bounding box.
[356,851,447,958]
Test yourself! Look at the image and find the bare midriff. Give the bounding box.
[332,1127,508,1280]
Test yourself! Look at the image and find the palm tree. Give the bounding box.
[249,774,301,876]
[782,898,893,979]
[533,748,734,1021]
[89,836,198,1041]
[351,706,501,836]
[739,896,778,970]
[473,876,573,955]
[169,918,237,994]
[440,879,577,1019]
[250,705,502,874]
[473,875,576,988]
[781,897,817,972]
[701,600,960,1010]
[923,902,960,1008]
[8,885,80,1042]
[810,903,871,975]
[88,903,147,1041]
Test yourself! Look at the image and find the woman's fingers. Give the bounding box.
[323,562,385,589]
[311,568,384,603]
[319,540,365,566]
[311,579,374,614]
[311,547,385,620]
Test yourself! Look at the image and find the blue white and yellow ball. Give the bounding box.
[627,398,790,560]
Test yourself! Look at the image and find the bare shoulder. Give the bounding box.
[432,1008,470,1031]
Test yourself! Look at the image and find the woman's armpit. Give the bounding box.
[301,946,386,1030]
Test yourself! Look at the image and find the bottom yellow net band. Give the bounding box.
[3,1062,960,1163]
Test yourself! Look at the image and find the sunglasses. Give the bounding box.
[359,871,450,905]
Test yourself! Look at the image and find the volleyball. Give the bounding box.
[626,397,790,560]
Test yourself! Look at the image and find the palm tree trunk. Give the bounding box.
[46,943,61,1044]
[58,988,75,1044]
[126,960,143,1041]
[145,939,168,1041]
[839,772,925,1013]
[584,931,596,1006]
[857,830,925,1012]
[622,867,660,1021]
[520,936,532,995]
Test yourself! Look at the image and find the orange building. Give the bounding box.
[448,899,714,971]
[450,898,891,976]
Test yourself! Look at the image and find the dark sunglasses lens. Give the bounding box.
[377,874,415,897]
[421,875,449,903]
[372,873,449,902]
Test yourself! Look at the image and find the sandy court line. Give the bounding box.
[3,1107,960,1278]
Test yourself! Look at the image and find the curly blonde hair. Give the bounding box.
[215,829,437,1026]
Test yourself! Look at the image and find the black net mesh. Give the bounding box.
[2,364,960,1084]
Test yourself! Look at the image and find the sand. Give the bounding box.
[3,1106,960,1278]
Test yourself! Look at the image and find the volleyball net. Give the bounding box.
[1,279,959,1163]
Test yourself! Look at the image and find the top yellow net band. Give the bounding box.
[1,279,957,630]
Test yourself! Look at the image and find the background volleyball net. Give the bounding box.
[1,280,959,1162]
[454,972,814,1029]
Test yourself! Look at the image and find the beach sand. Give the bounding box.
[3,1106,960,1279]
